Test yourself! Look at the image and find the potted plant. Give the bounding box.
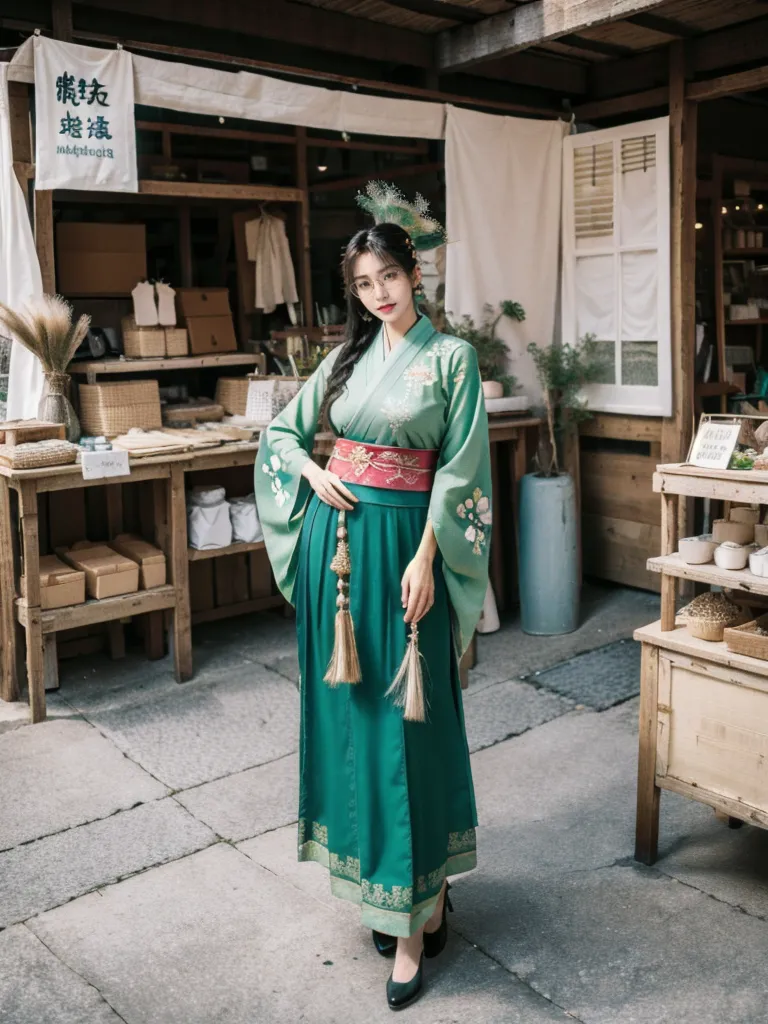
[0,295,89,442]
[444,300,525,400]
[517,334,602,636]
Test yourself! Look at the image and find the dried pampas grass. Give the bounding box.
[0,295,90,373]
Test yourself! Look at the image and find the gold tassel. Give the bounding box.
[324,509,362,686]
[386,623,427,722]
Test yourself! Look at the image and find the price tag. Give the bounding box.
[80,449,130,480]
[689,421,742,470]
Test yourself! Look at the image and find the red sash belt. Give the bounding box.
[327,439,438,492]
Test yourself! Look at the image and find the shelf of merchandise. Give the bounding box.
[16,586,177,634]
[635,460,768,867]
[69,353,262,377]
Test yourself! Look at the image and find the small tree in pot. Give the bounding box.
[518,334,602,637]
[443,300,526,398]
[527,333,602,476]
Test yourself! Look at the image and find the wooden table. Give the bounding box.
[635,462,768,865]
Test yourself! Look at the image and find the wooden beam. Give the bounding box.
[73,0,435,69]
[138,180,303,202]
[575,86,668,121]
[661,42,697,473]
[625,12,697,38]
[557,34,634,59]
[136,120,297,147]
[379,0,484,24]
[52,0,72,41]
[688,65,768,104]
[34,190,55,294]
[294,127,313,330]
[309,162,443,195]
[437,0,669,71]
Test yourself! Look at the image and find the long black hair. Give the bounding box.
[318,222,418,429]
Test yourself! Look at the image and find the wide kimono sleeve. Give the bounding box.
[254,348,340,604]
[429,340,492,658]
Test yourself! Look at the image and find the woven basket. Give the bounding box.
[121,318,166,359]
[215,377,250,416]
[724,614,768,660]
[165,328,189,357]
[0,439,79,470]
[79,381,162,437]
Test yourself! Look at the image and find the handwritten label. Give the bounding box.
[81,449,130,480]
[689,421,742,470]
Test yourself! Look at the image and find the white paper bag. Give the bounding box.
[187,486,232,549]
[230,493,263,543]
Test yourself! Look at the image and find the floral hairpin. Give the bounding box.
[356,180,447,252]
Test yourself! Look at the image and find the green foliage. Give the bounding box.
[527,334,603,476]
[443,300,525,396]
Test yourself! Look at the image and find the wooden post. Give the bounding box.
[660,492,677,631]
[0,478,19,703]
[635,643,661,865]
[179,206,193,288]
[662,42,697,541]
[294,127,313,328]
[105,484,126,660]
[34,190,56,294]
[52,0,73,41]
[19,481,45,722]
[169,465,193,682]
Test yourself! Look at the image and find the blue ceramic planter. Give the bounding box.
[518,472,580,636]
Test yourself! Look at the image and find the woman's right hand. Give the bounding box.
[301,461,359,511]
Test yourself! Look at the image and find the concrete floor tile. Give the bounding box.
[87,664,299,789]
[28,843,569,1024]
[177,753,298,841]
[534,639,641,709]
[0,925,121,1024]
[0,719,166,851]
[0,799,215,928]
[463,679,573,753]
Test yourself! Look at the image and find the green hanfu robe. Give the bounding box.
[254,314,492,937]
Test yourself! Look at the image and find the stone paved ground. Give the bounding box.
[2,582,768,1024]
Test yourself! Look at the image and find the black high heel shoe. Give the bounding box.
[423,881,453,959]
[386,952,424,1011]
[372,930,397,957]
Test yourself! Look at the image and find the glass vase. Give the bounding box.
[38,372,81,443]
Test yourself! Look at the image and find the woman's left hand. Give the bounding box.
[401,554,435,624]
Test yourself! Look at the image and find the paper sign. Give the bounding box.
[689,421,742,469]
[81,449,130,480]
[33,36,138,192]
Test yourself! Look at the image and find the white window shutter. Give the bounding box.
[562,116,671,417]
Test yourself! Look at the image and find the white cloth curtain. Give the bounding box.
[0,64,43,420]
[444,105,566,399]
[9,39,446,140]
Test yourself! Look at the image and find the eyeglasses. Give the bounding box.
[350,266,407,298]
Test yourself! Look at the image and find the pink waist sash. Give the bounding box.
[327,439,438,492]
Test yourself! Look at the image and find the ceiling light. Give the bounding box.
[736,205,741,211]
[722,206,727,214]
[317,165,328,172]
[760,204,765,211]
[695,222,703,230]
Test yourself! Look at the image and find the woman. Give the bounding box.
[255,197,491,1011]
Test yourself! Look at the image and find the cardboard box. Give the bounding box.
[21,554,85,610]
[110,534,166,589]
[176,288,231,320]
[62,542,140,600]
[185,315,238,355]
[57,223,147,297]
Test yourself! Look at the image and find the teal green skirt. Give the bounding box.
[295,483,478,937]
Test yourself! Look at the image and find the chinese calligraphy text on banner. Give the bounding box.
[33,37,138,192]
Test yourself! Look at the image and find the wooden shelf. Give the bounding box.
[70,354,261,376]
[654,463,768,503]
[16,585,177,635]
[188,540,266,561]
[648,552,768,596]
[634,620,768,684]
[725,319,768,326]
[191,594,284,624]
[724,249,768,257]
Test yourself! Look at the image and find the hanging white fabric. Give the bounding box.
[0,64,44,420]
[444,105,566,401]
[33,37,137,192]
[245,213,299,314]
[8,39,445,141]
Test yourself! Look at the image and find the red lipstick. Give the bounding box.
[378,303,395,313]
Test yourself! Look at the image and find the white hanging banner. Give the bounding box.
[33,37,137,192]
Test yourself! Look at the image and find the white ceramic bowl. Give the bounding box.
[714,543,750,570]
[750,546,768,577]
[678,535,717,565]
[712,519,755,545]
[729,506,760,525]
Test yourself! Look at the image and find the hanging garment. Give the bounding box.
[254,314,491,936]
[244,212,299,314]
[1,64,44,419]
